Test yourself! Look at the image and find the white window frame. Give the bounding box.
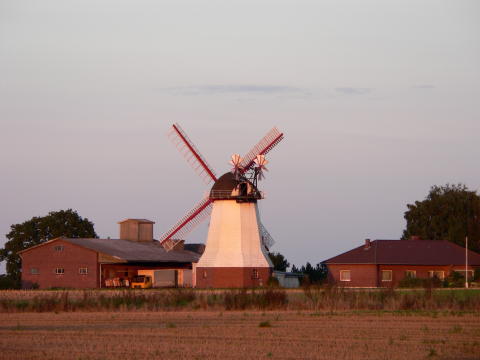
[79,267,88,275]
[405,270,416,278]
[428,270,445,280]
[55,268,65,275]
[54,245,64,252]
[381,270,392,282]
[30,268,39,275]
[340,270,351,282]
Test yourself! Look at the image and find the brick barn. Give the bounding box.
[323,238,480,288]
[19,219,203,289]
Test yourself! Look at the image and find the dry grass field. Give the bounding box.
[0,311,479,360]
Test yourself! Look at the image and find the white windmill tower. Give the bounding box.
[159,124,284,288]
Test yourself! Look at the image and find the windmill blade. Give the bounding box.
[230,154,243,180]
[159,197,213,250]
[229,154,243,171]
[240,127,284,173]
[168,123,218,184]
[259,222,275,250]
[254,154,269,181]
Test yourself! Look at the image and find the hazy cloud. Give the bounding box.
[335,87,372,95]
[165,84,307,96]
[412,84,435,89]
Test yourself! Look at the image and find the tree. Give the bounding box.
[290,262,328,284]
[402,184,480,252]
[0,209,97,287]
[300,262,327,284]
[268,252,290,272]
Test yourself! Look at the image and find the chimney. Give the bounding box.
[118,219,155,242]
[410,235,421,241]
[364,238,371,249]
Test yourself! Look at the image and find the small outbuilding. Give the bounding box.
[323,238,480,288]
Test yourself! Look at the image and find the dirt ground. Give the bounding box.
[0,311,478,360]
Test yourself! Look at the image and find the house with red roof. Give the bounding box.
[323,238,480,287]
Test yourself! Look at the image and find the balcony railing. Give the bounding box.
[210,190,264,200]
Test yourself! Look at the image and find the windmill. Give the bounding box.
[160,123,284,288]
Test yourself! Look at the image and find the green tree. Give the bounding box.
[300,262,327,284]
[402,184,480,252]
[0,209,97,287]
[268,252,290,272]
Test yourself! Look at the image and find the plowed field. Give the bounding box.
[0,311,479,359]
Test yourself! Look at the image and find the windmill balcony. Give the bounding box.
[209,190,264,201]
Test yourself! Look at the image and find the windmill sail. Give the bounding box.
[240,127,283,173]
[259,222,275,250]
[168,123,218,184]
[159,197,213,250]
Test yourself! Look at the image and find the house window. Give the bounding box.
[340,270,351,281]
[454,270,474,278]
[79,267,88,275]
[381,270,392,281]
[30,268,39,275]
[55,268,65,275]
[54,245,64,251]
[428,271,445,280]
[405,270,416,278]
[252,269,259,279]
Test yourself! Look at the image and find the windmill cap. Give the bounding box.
[211,172,242,192]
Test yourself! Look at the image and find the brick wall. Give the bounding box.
[21,239,98,289]
[327,263,478,287]
[195,267,272,288]
[327,264,378,287]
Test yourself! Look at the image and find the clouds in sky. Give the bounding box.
[164,84,308,96]
[412,84,436,89]
[335,87,372,95]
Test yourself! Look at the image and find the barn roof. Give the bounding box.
[17,237,200,263]
[323,239,480,266]
[63,238,201,263]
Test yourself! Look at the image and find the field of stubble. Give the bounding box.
[0,311,479,360]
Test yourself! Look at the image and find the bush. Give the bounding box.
[398,276,424,288]
[267,276,280,287]
[444,271,465,288]
[0,275,18,290]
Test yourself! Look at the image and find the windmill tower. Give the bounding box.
[159,124,284,288]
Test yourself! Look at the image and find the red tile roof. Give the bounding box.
[323,240,480,266]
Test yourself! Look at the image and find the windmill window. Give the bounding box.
[381,270,392,282]
[55,268,65,275]
[30,268,39,275]
[79,268,88,275]
[54,245,64,251]
[340,270,351,281]
[252,269,259,279]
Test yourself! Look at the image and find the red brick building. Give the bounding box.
[323,239,480,288]
[19,219,203,289]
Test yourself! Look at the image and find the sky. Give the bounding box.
[1,0,479,274]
